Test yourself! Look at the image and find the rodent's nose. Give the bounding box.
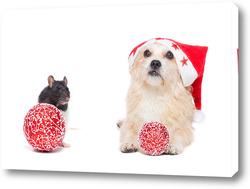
[150,60,161,70]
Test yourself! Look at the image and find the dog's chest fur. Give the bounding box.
[138,88,170,121]
[126,82,194,130]
[127,83,172,121]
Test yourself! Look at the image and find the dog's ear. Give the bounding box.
[48,75,55,88]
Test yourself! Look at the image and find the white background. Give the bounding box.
[0,0,246,188]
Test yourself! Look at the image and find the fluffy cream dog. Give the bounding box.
[119,42,195,155]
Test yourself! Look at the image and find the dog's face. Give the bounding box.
[130,42,182,87]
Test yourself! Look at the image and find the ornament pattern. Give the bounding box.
[138,121,170,156]
[23,103,65,151]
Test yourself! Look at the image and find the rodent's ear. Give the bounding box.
[63,76,68,86]
[48,75,55,88]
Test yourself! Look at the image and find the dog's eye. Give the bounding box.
[144,50,151,57]
[166,51,174,59]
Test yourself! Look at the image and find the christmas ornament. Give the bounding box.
[138,121,170,156]
[128,38,208,122]
[23,103,65,151]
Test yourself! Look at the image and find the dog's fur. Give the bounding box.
[119,42,195,155]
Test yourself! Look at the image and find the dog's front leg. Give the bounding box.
[120,121,139,153]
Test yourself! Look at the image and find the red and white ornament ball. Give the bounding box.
[138,121,170,156]
[23,103,65,151]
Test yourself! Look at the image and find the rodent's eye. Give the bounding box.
[144,50,151,58]
[166,51,174,59]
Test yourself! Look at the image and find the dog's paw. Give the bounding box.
[120,142,138,153]
[116,119,124,128]
[164,144,183,155]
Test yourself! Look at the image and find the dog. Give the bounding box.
[118,41,195,155]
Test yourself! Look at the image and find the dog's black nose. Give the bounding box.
[150,60,161,69]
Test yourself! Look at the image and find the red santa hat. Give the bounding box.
[128,38,208,122]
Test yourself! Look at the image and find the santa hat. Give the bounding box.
[128,38,208,122]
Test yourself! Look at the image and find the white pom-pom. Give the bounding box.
[193,109,205,123]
